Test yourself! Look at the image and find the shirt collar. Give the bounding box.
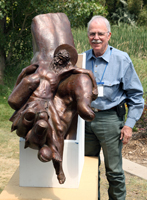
[87,45,112,63]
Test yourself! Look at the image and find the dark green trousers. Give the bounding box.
[85,109,126,200]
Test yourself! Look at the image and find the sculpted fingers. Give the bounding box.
[92,87,98,100]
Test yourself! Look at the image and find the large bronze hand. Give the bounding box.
[14,64,39,88]
[72,68,98,100]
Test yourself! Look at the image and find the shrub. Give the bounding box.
[137,5,147,26]
[48,0,108,28]
[111,0,136,26]
[127,0,143,17]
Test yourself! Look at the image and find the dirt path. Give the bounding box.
[0,157,19,193]
[122,131,147,167]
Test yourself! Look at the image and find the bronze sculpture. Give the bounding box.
[8,13,98,184]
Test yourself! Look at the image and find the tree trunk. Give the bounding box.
[0,50,6,85]
[0,17,6,85]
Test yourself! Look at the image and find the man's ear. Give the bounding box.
[108,32,111,41]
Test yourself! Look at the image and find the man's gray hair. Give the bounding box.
[87,15,111,33]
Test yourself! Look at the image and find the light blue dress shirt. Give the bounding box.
[85,45,144,128]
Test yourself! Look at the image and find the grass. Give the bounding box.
[73,24,147,59]
[0,98,19,193]
[131,57,147,96]
[110,24,147,59]
[0,95,19,193]
[100,163,147,200]
[0,24,147,196]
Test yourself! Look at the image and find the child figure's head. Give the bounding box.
[54,44,78,66]
[54,49,70,66]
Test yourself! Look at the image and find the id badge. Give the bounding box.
[97,85,104,97]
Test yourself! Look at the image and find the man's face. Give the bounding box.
[88,19,111,57]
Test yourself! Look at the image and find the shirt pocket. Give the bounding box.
[103,81,121,102]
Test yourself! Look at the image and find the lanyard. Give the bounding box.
[92,48,112,85]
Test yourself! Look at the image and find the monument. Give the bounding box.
[8,12,98,187]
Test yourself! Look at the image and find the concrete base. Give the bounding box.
[19,116,85,188]
[0,156,98,200]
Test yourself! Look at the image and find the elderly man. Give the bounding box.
[84,15,144,200]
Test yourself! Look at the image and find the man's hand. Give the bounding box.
[120,125,132,144]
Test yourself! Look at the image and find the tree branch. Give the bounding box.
[12,0,14,28]
[19,10,36,36]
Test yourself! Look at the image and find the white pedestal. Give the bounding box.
[0,157,98,200]
[19,116,85,188]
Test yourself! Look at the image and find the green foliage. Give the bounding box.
[109,0,147,27]
[137,5,147,26]
[106,23,147,58]
[97,0,106,6]
[72,28,91,53]
[127,0,143,16]
[105,0,147,27]
[111,0,136,26]
[144,0,147,5]
[0,0,107,73]
[106,0,119,15]
[0,0,8,19]
[4,59,30,93]
[46,0,108,27]
[0,0,53,69]
[131,57,147,99]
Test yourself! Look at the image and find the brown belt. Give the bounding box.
[91,107,116,112]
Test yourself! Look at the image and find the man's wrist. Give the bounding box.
[125,118,136,129]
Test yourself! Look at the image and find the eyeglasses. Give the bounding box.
[88,31,109,38]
